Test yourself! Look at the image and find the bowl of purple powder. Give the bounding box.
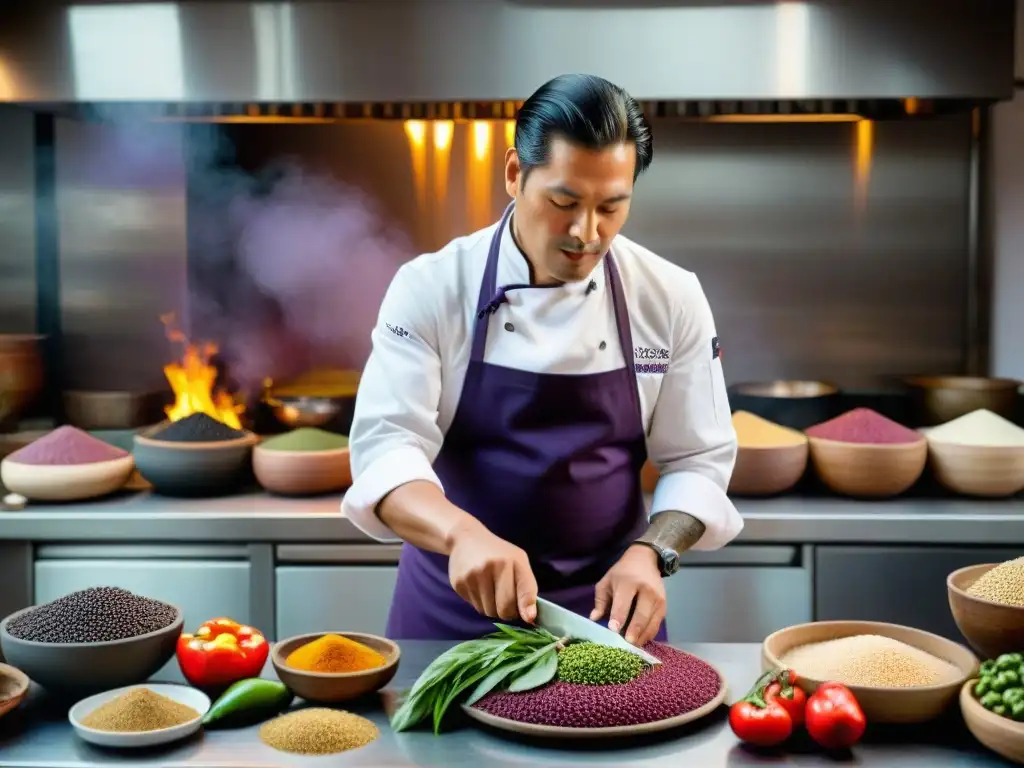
[0,426,135,502]
[804,408,928,498]
[132,414,259,497]
[464,642,727,738]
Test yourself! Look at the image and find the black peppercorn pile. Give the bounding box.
[5,587,178,643]
[151,413,245,443]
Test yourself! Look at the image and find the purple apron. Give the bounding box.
[386,204,666,642]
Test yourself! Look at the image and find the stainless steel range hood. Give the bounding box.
[0,0,1015,105]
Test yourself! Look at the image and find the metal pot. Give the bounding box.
[62,390,172,430]
[728,380,840,430]
[0,335,44,431]
[901,375,1021,427]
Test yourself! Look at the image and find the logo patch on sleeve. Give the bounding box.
[711,336,722,360]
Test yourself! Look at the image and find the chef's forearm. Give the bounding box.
[376,480,484,556]
[638,510,707,555]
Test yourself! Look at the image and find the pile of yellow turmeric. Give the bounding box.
[285,633,387,674]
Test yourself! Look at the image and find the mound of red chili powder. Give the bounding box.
[473,642,721,728]
[805,407,921,445]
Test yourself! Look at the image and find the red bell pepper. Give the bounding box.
[764,669,807,727]
[176,617,269,689]
[728,668,796,747]
[805,682,867,750]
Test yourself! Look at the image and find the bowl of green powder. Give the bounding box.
[253,427,351,496]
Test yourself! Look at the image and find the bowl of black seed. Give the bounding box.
[0,586,183,695]
[132,413,259,497]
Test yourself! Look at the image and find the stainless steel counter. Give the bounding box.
[0,642,1008,767]
[0,491,1021,544]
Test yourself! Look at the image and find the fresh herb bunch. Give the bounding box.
[390,624,567,733]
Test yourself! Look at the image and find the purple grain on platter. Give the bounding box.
[474,642,721,728]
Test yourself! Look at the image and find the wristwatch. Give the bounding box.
[632,540,681,577]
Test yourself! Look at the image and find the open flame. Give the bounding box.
[160,313,245,429]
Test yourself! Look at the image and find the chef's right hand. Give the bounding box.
[448,519,538,623]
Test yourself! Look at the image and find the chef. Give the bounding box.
[342,73,743,647]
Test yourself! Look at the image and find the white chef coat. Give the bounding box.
[341,213,743,551]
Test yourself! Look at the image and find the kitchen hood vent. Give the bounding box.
[0,0,1014,105]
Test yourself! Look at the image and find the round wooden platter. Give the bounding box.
[460,657,729,740]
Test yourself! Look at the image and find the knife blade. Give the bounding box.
[533,597,661,666]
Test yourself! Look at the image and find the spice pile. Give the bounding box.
[475,642,721,728]
[259,708,379,755]
[733,411,807,448]
[556,642,646,685]
[81,688,198,732]
[260,428,349,452]
[972,652,1024,722]
[150,413,245,443]
[966,556,1024,607]
[806,408,922,445]
[5,426,128,465]
[5,586,177,643]
[285,633,387,673]
[779,634,960,688]
[928,409,1024,448]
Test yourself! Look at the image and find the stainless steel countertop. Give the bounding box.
[0,642,1008,767]
[0,491,1022,544]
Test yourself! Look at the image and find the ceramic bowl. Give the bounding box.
[947,563,1024,660]
[960,678,1024,764]
[69,683,210,748]
[807,436,928,498]
[0,455,135,502]
[0,605,183,695]
[133,422,259,497]
[729,442,809,496]
[926,440,1024,498]
[253,445,352,496]
[271,631,400,703]
[0,663,30,721]
[762,620,978,724]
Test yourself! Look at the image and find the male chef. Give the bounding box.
[342,73,743,646]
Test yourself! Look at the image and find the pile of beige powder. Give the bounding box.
[966,556,1024,607]
[779,634,961,688]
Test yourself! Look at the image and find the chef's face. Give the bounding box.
[505,137,635,285]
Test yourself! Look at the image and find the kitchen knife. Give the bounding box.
[533,597,661,666]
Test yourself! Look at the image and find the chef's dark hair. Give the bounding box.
[514,74,653,184]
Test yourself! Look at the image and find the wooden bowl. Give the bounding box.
[903,375,1021,427]
[807,436,927,498]
[253,445,351,496]
[948,563,1024,660]
[133,423,259,497]
[0,663,29,721]
[728,380,840,430]
[0,455,135,502]
[960,678,1024,764]
[762,620,978,724]
[271,632,400,704]
[926,441,1024,498]
[730,442,809,496]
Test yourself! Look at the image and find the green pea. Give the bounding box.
[1003,670,1021,688]
[993,673,1016,693]
[980,660,997,676]
[980,691,1003,710]
[974,678,991,697]
[993,704,1008,717]
[995,654,1019,671]
[1002,688,1023,706]
[1012,701,1024,722]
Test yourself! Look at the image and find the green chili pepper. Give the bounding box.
[980,660,996,676]
[201,678,293,729]
[974,678,991,697]
[993,704,1008,717]
[980,691,1003,710]
[1012,701,1024,722]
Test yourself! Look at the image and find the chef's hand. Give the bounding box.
[448,518,539,623]
[591,544,666,646]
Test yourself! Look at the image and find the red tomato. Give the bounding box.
[805,682,867,750]
[764,672,807,727]
[728,700,793,747]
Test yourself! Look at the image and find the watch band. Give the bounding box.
[632,540,680,577]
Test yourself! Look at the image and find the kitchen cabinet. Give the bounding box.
[814,546,1024,643]
[665,546,813,642]
[275,565,399,639]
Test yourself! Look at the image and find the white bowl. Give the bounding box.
[69,683,210,748]
[0,455,134,501]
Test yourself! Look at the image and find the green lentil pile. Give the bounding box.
[966,557,1024,607]
[260,427,349,452]
[556,642,647,686]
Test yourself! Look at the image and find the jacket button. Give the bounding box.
[599,341,607,350]
[504,322,514,332]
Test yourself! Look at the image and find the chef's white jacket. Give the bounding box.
[342,214,743,551]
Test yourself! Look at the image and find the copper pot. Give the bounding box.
[0,335,44,431]
[902,375,1021,427]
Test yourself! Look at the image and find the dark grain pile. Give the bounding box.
[474,642,721,728]
[151,413,245,443]
[5,587,178,643]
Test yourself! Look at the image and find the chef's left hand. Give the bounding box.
[590,544,666,647]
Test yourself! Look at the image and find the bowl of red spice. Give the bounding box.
[271,632,400,703]
[0,426,135,502]
[804,408,927,498]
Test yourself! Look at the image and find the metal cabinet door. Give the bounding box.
[275,566,399,639]
[815,546,1024,642]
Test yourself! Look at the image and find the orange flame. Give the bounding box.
[159,313,244,429]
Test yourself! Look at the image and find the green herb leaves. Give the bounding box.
[390,624,563,734]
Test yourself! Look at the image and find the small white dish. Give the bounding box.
[69,683,210,748]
